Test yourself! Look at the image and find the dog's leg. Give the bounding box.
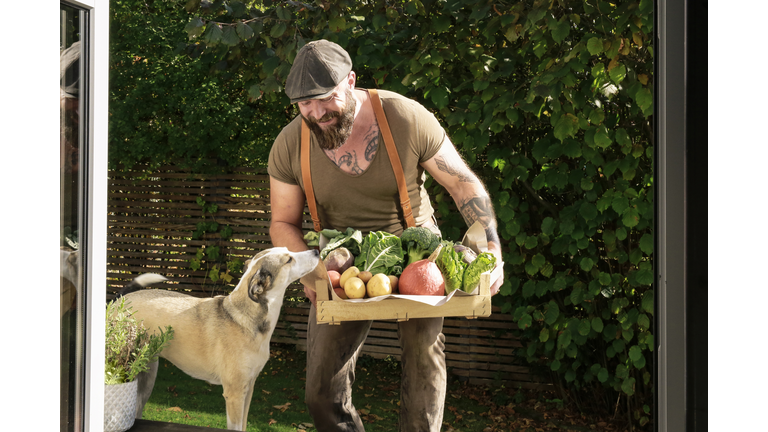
[238,379,257,430]
[135,360,159,419]
[222,381,249,431]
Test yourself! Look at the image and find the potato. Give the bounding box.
[387,275,399,293]
[358,271,373,284]
[333,287,349,299]
[339,266,360,289]
[344,277,366,299]
[323,247,355,273]
[367,273,392,297]
[327,270,341,288]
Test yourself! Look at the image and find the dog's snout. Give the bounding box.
[311,249,319,258]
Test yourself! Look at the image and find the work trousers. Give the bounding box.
[305,305,447,432]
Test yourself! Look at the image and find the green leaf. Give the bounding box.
[629,345,643,363]
[598,368,609,383]
[579,202,598,221]
[639,233,653,254]
[221,26,240,47]
[592,317,604,332]
[432,15,451,33]
[430,87,449,109]
[554,113,577,141]
[551,19,570,44]
[185,17,205,39]
[203,24,223,45]
[594,128,612,148]
[580,257,594,272]
[578,319,591,336]
[637,313,650,330]
[236,22,254,40]
[270,22,288,38]
[545,301,559,325]
[541,217,556,235]
[539,328,550,342]
[587,37,603,55]
[609,63,627,84]
[622,207,640,228]
[518,313,533,329]
[522,280,536,298]
[621,377,636,396]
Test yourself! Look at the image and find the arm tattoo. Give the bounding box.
[459,196,500,244]
[364,125,379,162]
[434,155,479,183]
[335,150,364,175]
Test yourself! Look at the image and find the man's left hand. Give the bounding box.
[487,241,504,296]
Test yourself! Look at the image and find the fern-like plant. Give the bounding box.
[105,297,173,385]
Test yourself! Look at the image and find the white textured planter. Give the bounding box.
[104,380,138,432]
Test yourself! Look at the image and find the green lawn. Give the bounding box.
[141,344,622,432]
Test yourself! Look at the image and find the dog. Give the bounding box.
[119,247,320,431]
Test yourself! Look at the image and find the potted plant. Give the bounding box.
[104,297,173,432]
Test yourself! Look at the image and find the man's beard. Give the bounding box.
[302,89,357,151]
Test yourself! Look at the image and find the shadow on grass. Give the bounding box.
[142,343,626,432]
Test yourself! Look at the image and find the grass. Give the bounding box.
[142,343,627,432]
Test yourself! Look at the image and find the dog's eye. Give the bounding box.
[286,256,293,264]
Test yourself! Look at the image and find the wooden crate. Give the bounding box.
[314,273,492,325]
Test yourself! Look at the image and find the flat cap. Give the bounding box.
[285,40,352,104]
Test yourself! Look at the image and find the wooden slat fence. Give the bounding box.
[107,165,549,389]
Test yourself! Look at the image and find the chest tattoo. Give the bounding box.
[331,150,364,175]
[363,125,379,162]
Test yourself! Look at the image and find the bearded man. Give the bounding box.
[267,39,504,432]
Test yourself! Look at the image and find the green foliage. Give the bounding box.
[114,0,654,428]
[105,297,174,384]
[189,196,243,287]
[109,0,290,172]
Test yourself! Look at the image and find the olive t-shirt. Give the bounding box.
[268,89,445,236]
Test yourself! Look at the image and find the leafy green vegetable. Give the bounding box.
[401,226,442,267]
[303,231,319,247]
[320,228,342,239]
[319,227,363,259]
[354,231,405,275]
[463,252,497,293]
[437,241,467,294]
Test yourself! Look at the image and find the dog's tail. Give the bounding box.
[118,273,168,297]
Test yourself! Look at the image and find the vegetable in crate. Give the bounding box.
[399,244,445,295]
[462,252,497,293]
[400,226,441,267]
[319,227,363,259]
[437,241,468,294]
[323,247,355,273]
[304,231,319,247]
[354,231,405,276]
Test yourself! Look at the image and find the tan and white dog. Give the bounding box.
[119,247,320,431]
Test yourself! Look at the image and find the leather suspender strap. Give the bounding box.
[368,89,416,228]
[301,119,323,232]
[299,89,416,232]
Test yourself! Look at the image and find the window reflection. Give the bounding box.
[60,4,83,431]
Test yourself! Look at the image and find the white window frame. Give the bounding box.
[1,1,108,431]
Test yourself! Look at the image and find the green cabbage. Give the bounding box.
[319,227,363,259]
[354,231,404,276]
[437,242,467,294]
[462,252,497,293]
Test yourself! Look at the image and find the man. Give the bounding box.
[268,39,503,432]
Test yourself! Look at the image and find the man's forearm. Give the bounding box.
[270,221,310,252]
[455,186,501,247]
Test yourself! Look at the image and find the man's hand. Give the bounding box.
[487,241,504,296]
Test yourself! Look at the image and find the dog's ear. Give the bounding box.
[67,251,79,267]
[248,268,273,301]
